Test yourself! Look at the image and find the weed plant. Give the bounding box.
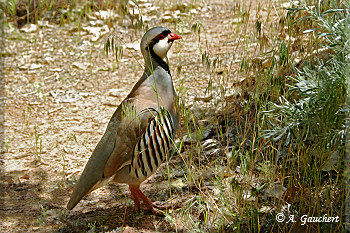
[259,0,349,232]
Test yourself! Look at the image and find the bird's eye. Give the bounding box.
[154,34,166,40]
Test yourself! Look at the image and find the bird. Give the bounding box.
[67,26,182,214]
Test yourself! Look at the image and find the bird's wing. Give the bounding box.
[67,100,158,210]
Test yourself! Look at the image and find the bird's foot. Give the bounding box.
[129,184,179,215]
[151,201,174,210]
[143,200,181,215]
[131,199,165,215]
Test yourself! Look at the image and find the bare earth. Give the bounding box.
[1,0,284,232]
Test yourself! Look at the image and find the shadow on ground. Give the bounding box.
[1,168,178,232]
[57,206,177,233]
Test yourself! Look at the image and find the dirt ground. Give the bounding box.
[1,0,285,232]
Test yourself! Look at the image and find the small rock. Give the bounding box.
[72,62,87,70]
[322,151,339,172]
[95,10,117,20]
[190,9,198,14]
[44,57,54,64]
[162,16,173,22]
[171,179,186,190]
[108,88,125,97]
[123,42,140,51]
[263,183,286,200]
[51,68,62,72]
[20,23,38,33]
[50,90,93,103]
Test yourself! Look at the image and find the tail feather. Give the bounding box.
[67,176,113,210]
[66,170,101,210]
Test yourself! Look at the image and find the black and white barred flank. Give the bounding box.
[129,108,175,182]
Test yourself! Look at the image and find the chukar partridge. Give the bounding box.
[67,27,181,214]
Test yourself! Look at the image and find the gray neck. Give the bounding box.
[144,65,175,96]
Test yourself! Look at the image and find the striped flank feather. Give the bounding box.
[129,108,175,182]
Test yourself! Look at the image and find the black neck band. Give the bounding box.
[148,45,170,75]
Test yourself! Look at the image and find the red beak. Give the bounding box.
[168,33,182,41]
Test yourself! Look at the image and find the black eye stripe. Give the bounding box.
[153,30,171,42]
[155,34,165,40]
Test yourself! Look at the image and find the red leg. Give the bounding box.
[129,184,172,214]
[129,184,141,211]
[133,188,156,209]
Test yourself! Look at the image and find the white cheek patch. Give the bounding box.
[153,38,173,59]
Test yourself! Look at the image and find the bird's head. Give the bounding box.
[141,27,182,62]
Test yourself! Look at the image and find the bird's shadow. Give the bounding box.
[56,205,174,233]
